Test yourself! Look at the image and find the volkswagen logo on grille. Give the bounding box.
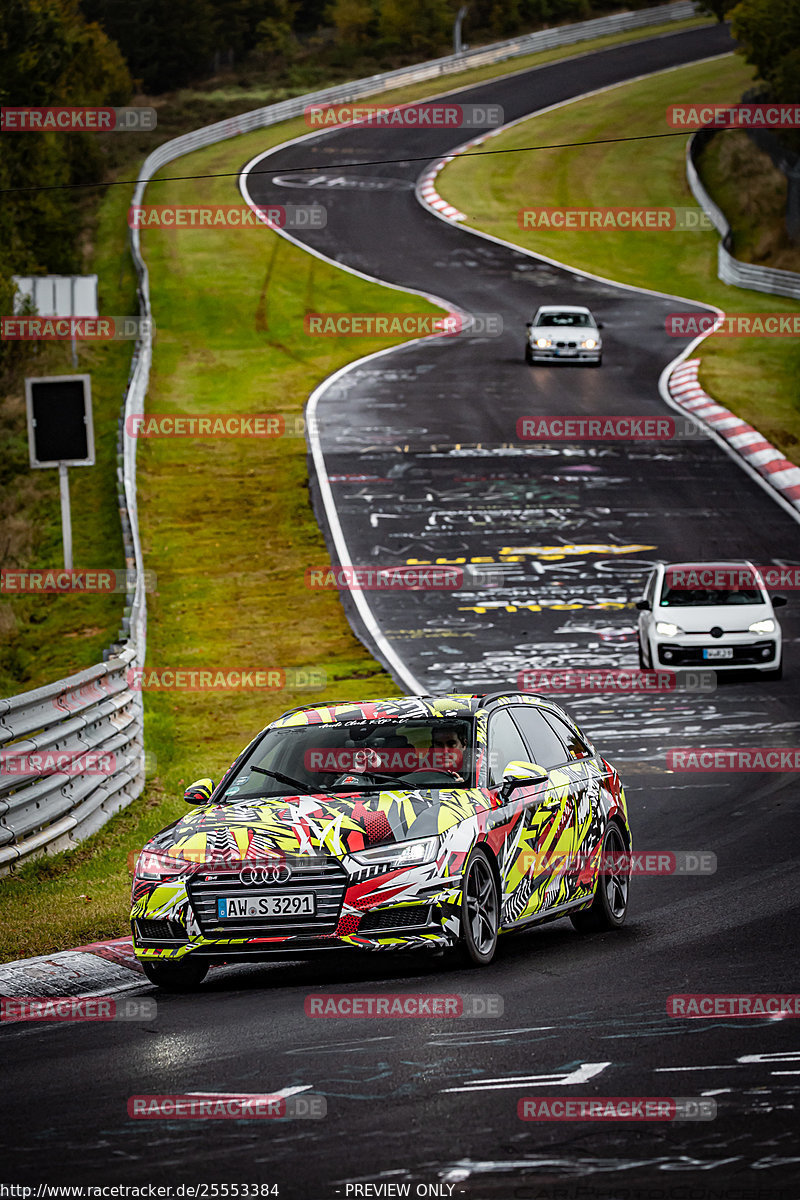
[239,864,292,886]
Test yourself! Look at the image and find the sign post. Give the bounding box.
[24,374,95,570]
[58,464,73,569]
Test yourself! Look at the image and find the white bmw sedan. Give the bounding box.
[525,304,603,365]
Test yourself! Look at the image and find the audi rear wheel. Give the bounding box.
[570,823,630,934]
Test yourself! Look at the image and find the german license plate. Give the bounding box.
[703,647,734,660]
[217,893,315,918]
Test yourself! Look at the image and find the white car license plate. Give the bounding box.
[217,893,315,918]
[703,647,734,660]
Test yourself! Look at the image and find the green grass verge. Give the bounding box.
[0,11,715,961]
[0,186,141,694]
[438,55,800,463]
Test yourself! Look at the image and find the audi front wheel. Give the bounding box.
[458,848,500,966]
[141,958,209,992]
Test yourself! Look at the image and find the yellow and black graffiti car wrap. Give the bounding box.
[131,693,631,965]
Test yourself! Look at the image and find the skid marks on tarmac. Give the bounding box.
[319,438,798,763]
[273,1008,800,1110]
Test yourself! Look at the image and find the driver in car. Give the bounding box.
[431,725,469,782]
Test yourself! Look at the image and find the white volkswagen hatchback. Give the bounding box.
[636,561,785,679]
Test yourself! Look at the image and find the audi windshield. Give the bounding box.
[218,718,474,799]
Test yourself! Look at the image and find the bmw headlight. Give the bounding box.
[582,338,598,349]
[748,618,775,634]
[655,621,681,637]
[351,835,440,869]
[535,337,551,348]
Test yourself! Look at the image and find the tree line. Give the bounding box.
[0,0,797,382]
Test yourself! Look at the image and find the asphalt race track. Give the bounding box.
[3,24,800,1200]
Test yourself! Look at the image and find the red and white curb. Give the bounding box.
[668,359,800,512]
[0,937,143,1000]
[417,157,467,221]
[415,117,520,223]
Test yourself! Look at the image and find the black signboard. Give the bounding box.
[25,375,95,468]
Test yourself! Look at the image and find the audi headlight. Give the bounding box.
[582,338,598,349]
[655,621,681,637]
[136,850,196,881]
[535,337,552,348]
[748,618,775,634]
[351,835,440,869]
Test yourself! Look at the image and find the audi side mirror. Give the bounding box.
[596,322,605,329]
[184,777,216,804]
[635,599,651,611]
[773,595,788,607]
[499,760,549,800]
[525,321,532,328]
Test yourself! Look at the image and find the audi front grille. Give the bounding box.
[187,855,348,939]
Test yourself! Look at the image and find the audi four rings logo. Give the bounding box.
[239,864,292,886]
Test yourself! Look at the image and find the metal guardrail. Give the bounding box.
[0,1,699,871]
[0,650,144,868]
[687,131,800,300]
